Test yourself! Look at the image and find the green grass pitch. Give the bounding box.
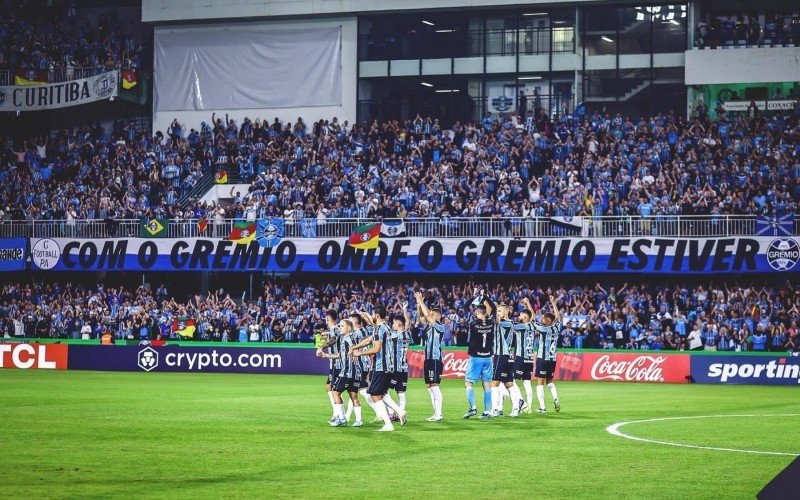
[1,371,798,499]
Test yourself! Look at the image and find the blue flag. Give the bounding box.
[301,218,317,238]
[755,214,794,236]
[256,218,284,248]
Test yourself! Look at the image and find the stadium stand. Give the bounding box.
[0,0,146,81]
[2,280,798,353]
[2,106,798,225]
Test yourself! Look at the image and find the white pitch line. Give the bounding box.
[606,414,800,457]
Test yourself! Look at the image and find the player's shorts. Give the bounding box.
[361,370,371,386]
[390,372,408,392]
[492,355,514,383]
[424,359,444,384]
[514,357,534,380]
[465,356,493,383]
[535,358,557,379]
[326,367,337,386]
[332,376,360,393]
[367,371,391,396]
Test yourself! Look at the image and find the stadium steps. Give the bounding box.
[178,171,254,209]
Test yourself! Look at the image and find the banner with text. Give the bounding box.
[0,70,118,111]
[0,238,26,271]
[690,355,800,385]
[409,350,691,383]
[68,344,327,375]
[0,343,68,370]
[27,235,800,274]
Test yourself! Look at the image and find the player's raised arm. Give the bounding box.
[483,290,497,322]
[359,310,375,326]
[549,294,562,323]
[402,301,411,330]
[414,292,435,325]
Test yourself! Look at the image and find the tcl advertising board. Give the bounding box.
[0,343,68,370]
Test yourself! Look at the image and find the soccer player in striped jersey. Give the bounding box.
[512,297,537,413]
[344,313,378,422]
[322,310,340,424]
[350,306,406,431]
[415,291,444,421]
[387,304,412,417]
[463,288,496,419]
[533,295,562,414]
[490,304,524,418]
[316,319,363,427]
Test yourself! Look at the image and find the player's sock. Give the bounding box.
[398,393,407,413]
[354,405,362,422]
[536,385,546,410]
[360,389,376,412]
[345,399,353,421]
[490,386,500,412]
[383,394,403,416]
[509,384,523,409]
[466,386,476,409]
[523,380,533,407]
[483,388,492,412]
[547,382,559,402]
[374,399,393,428]
[327,391,335,412]
[334,403,345,420]
[432,387,443,417]
[428,387,436,412]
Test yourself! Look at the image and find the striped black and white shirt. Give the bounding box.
[327,326,341,370]
[494,320,514,356]
[534,322,562,362]
[373,323,394,373]
[336,334,362,380]
[424,322,444,361]
[353,326,372,372]
[512,322,534,360]
[393,329,412,374]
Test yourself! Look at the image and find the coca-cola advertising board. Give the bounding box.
[409,350,690,383]
[558,352,690,383]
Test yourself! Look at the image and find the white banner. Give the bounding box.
[154,27,342,111]
[0,71,118,111]
[27,236,800,274]
[723,100,797,112]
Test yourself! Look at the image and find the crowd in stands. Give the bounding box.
[2,100,799,225]
[0,0,146,77]
[696,12,800,48]
[3,280,799,353]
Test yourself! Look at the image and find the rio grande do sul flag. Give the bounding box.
[348,223,381,250]
[227,221,256,245]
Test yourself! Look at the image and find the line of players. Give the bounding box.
[317,289,563,431]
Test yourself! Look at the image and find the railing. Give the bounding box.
[0,67,112,86]
[358,26,575,61]
[1,216,796,240]
[358,92,574,126]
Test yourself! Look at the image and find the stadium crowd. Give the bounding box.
[2,280,798,353]
[695,11,800,48]
[0,0,146,76]
[2,100,800,224]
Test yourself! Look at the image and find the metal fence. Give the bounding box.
[0,67,112,86]
[0,216,795,240]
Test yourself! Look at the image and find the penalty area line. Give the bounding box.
[606,414,800,457]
